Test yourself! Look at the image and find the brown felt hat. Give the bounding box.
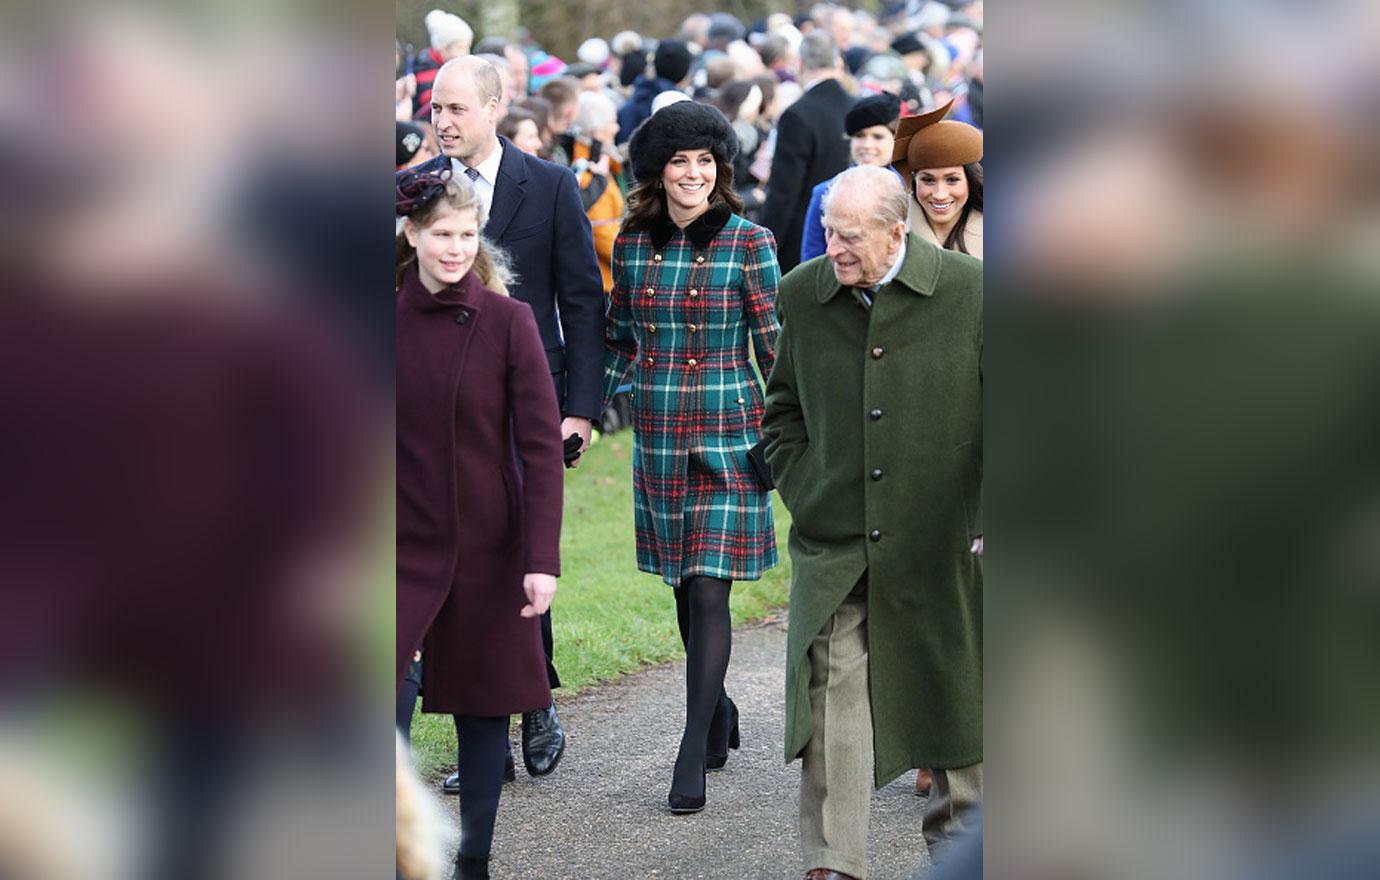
[890,99,983,175]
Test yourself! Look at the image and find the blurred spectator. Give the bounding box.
[707,13,746,54]
[617,48,647,89]
[914,1,952,37]
[966,49,982,129]
[757,32,798,83]
[571,91,624,292]
[610,30,642,57]
[475,37,532,99]
[608,31,644,86]
[650,89,691,115]
[577,37,610,69]
[514,95,555,158]
[800,91,902,262]
[616,39,692,145]
[474,53,516,116]
[539,76,581,165]
[827,5,857,50]
[864,26,893,54]
[529,53,568,92]
[859,52,925,116]
[396,69,417,121]
[410,10,474,119]
[842,45,872,76]
[679,13,711,51]
[716,79,771,221]
[727,40,767,79]
[565,61,603,92]
[397,120,439,170]
[498,106,544,157]
[760,31,852,273]
[703,54,738,92]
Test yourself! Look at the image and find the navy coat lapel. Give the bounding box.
[486,137,526,240]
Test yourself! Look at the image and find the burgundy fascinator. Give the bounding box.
[395,168,452,216]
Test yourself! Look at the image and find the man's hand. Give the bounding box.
[520,573,557,618]
[970,535,983,557]
[560,417,593,467]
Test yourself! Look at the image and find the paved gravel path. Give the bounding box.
[441,615,932,879]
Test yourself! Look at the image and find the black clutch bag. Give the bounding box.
[747,438,775,491]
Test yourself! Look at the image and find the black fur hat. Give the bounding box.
[628,100,739,185]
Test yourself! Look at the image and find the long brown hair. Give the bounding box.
[395,176,516,293]
[623,157,744,233]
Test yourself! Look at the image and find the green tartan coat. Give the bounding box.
[763,236,983,786]
[603,205,781,587]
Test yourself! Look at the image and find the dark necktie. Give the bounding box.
[463,166,480,183]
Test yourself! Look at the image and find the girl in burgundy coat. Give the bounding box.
[395,169,564,880]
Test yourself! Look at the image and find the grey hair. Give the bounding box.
[798,31,838,74]
[821,165,908,229]
[574,90,617,135]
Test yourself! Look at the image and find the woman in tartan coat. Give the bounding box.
[604,102,780,814]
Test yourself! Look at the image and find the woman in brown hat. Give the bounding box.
[891,99,984,259]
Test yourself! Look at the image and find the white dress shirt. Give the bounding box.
[451,138,503,225]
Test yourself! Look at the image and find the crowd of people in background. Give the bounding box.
[396,0,983,273]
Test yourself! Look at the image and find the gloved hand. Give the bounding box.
[563,433,584,468]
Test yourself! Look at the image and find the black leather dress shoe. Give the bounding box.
[442,749,516,793]
[521,703,566,776]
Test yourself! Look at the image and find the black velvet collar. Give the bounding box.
[650,202,732,252]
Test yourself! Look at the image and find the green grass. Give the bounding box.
[408,430,793,778]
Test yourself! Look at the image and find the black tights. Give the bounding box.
[672,575,733,795]
[453,714,509,861]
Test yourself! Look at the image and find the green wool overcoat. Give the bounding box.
[763,235,983,787]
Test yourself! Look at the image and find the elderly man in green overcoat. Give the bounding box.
[763,164,982,880]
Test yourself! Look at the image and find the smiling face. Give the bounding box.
[405,204,480,293]
[822,196,905,288]
[913,165,969,226]
[849,124,895,167]
[661,148,717,221]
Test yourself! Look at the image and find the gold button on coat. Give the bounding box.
[688,358,698,367]
[689,289,698,297]
[648,324,657,333]
[688,324,698,333]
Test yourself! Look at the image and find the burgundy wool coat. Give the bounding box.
[396,265,564,716]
